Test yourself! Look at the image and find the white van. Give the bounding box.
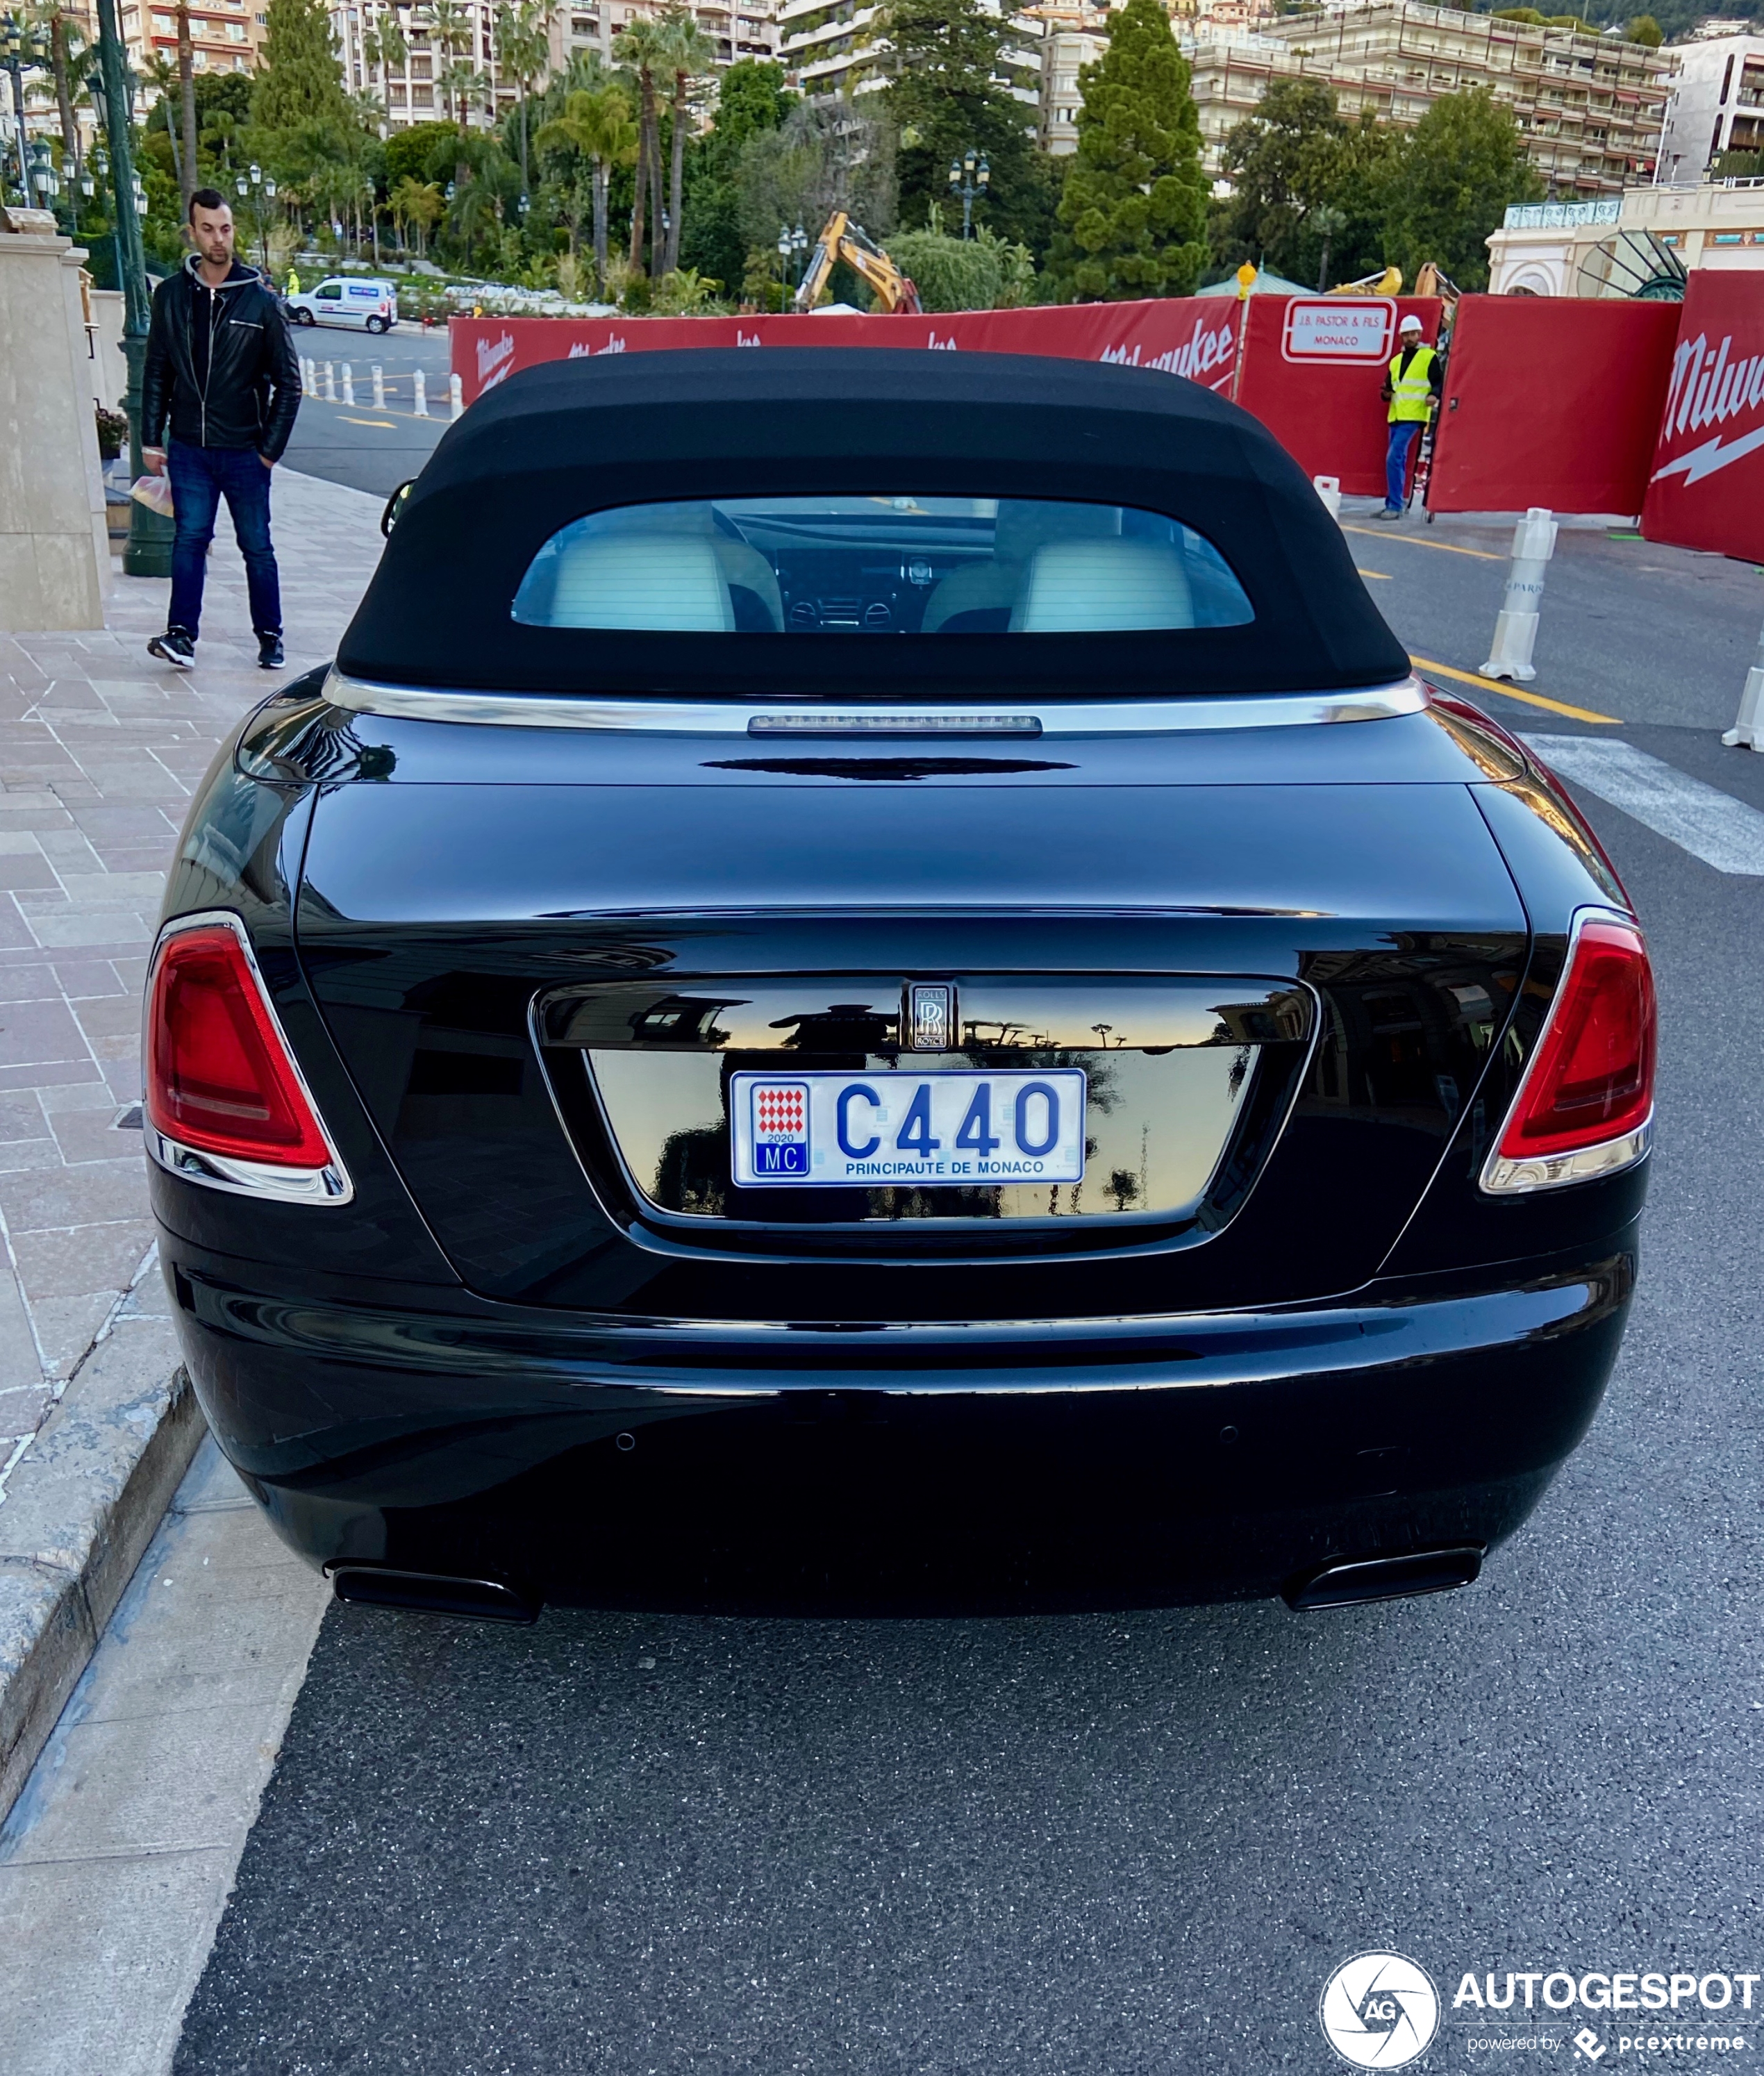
[285,276,399,333]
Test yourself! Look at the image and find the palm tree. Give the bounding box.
[426,0,479,183]
[28,3,85,178]
[142,51,185,194]
[657,7,714,276]
[536,82,633,287]
[360,7,409,127]
[613,13,670,276]
[491,0,549,198]
[175,0,198,210]
[390,173,442,256]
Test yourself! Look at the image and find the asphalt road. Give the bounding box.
[168,510,1764,2076]
[282,321,453,497]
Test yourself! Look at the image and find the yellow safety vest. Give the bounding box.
[1388,342,1437,424]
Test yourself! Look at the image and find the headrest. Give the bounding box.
[546,531,735,631]
[1010,538,1195,633]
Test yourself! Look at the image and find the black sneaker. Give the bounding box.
[257,634,285,670]
[148,630,194,669]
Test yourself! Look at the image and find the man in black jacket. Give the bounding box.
[141,188,301,670]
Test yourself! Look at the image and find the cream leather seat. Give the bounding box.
[1010,538,1195,633]
[920,501,1124,634]
[547,531,736,631]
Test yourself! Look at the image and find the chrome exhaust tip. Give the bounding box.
[1283,1544,1485,1612]
[326,1564,540,1624]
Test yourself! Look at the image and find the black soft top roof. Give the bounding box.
[338,347,1410,698]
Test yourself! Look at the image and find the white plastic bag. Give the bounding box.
[130,473,174,519]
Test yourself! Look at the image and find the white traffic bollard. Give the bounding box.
[372,364,385,410]
[1312,474,1342,522]
[341,362,355,406]
[1722,614,1764,748]
[323,360,336,402]
[1480,506,1558,683]
[413,369,428,417]
[449,372,464,418]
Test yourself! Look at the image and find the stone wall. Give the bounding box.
[0,231,110,633]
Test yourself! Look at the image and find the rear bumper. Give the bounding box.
[164,1232,1637,1612]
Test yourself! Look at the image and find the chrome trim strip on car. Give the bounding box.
[144,909,356,1208]
[146,1122,353,1203]
[1479,1117,1651,1197]
[322,670,1429,738]
[750,713,1043,737]
[1478,904,1652,1197]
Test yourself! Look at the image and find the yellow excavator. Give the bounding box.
[793,210,922,314]
[1330,262,1461,314]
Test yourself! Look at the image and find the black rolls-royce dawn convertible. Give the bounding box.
[144,349,1654,1619]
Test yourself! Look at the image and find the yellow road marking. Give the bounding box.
[1355,567,1392,580]
[1410,654,1621,726]
[1342,523,1502,561]
[338,415,396,428]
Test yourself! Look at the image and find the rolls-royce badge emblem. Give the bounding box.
[906,983,954,1053]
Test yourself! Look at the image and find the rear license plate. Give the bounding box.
[730,1069,1087,1188]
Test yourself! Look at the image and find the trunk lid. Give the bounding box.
[292,737,1526,1320]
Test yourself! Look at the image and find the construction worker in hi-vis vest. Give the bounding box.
[1377,313,1442,520]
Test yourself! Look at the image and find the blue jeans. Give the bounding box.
[166,439,282,640]
[1384,419,1422,513]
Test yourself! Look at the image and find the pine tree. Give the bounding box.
[1044,0,1207,303]
[881,0,1056,256]
[251,0,353,140]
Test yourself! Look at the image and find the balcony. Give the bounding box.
[1501,196,1620,228]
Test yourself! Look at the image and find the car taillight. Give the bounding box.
[145,920,333,1169]
[1482,915,1656,1194]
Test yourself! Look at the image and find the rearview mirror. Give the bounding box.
[380,480,413,538]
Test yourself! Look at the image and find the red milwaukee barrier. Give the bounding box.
[1427,294,1681,518]
[1642,272,1764,562]
[451,299,1241,406]
[1231,294,1442,500]
[451,290,1764,549]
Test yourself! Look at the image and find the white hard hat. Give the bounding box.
[1399,314,1424,333]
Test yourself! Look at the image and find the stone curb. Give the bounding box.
[0,1313,206,1825]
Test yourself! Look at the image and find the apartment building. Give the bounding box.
[779,0,1036,104]
[329,1,515,133]
[329,0,779,137]
[118,0,267,84]
[1035,5,1104,155]
[547,0,779,83]
[1183,1,1673,196]
[1654,34,1764,183]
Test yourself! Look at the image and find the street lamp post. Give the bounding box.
[90,0,174,576]
[947,149,990,242]
[776,220,806,303]
[235,160,276,272]
[2,12,47,200]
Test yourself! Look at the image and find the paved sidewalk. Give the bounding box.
[0,1435,329,2076]
[0,469,384,1474]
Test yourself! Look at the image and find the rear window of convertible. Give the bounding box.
[510,497,1255,636]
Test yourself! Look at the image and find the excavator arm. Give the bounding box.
[794,210,847,313]
[792,211,922,315]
